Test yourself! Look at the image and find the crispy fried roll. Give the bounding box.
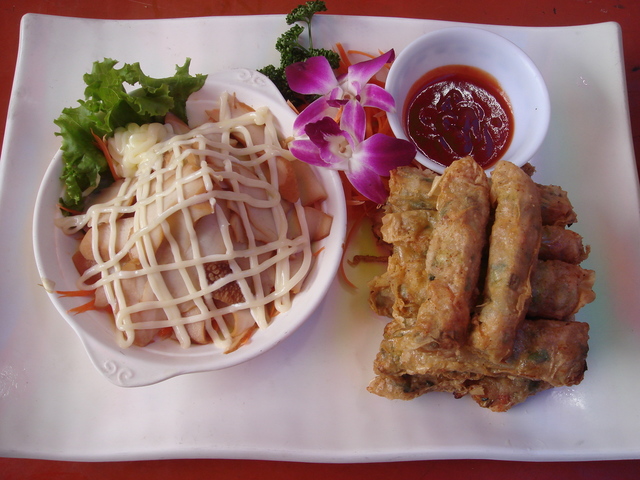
[468,376,553,412]
[537,184,578,226]
[367,163,593,411]
[539,225,590,264]
[369,168,440,320]
[472,160,542,362]
[412,157,491,350]
[371,319,589,393]
[380,209,437,247]
[384,249,432,319]
[528,259,596,319]
[369,370,552,412]
[386,166,438,213]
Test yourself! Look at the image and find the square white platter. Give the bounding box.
[0,13,639,462]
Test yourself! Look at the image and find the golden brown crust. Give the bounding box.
[367,160,594,411]
[411,158,490,350]
[471,160,542,362]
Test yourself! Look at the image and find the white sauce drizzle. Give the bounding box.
[57,93,314,351]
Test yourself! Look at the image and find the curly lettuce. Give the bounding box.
[54,58,207,213]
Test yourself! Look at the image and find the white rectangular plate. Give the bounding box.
[1,13,639,462]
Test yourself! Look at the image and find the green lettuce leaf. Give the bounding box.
[54,58,207,212]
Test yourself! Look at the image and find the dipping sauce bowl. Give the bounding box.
[386,26,550,174]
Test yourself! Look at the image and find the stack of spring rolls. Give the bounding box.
[368,157,595,412]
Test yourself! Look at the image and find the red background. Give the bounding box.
[1,0,639,478]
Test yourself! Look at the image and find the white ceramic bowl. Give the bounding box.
[33,69,347,387]
[386,26,550,174]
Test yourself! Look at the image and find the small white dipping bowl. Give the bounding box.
[33,69,347,387]
[386,26,550,174]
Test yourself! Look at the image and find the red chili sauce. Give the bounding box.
[405,65,513,169]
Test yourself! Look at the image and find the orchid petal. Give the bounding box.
[340,100,366,144]
[326,97,349,109]
[346,162,388,205]
[356,134,417,176]
[345,50,395,92]
[293,96,336,136]
[305,116,343,142]
[327,86,344,102]
[285,56,339,95]
[286,49,413,205]
[304,117,352,168]
[360,83,396,112]
[289,139,332,168]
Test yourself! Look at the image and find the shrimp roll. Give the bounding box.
[472,160,542,362]
[412,157,491,350]
[528,259,596,319]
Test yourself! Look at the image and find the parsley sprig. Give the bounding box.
[258,1,340,107]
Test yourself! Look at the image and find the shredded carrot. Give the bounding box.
[335,42,352,73]
[338,244,358,289]
[57,203,84,216]
[375,111,393,136]
[56,289,106,315]
[345,49,379,60]
[225,324,259,354]
[313,246,326,257]
[91,130,121,181]
[348,255,389,266]
[56,289,94,297]
[68,298,97,315]
[156,327,174,340]
[268,302,279,319]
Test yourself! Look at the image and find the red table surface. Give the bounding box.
[1,0,639,478]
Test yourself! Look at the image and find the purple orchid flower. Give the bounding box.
[286,50,397,136]
[285,50,417,204]
[289,101,416,205]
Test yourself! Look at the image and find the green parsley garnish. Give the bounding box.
[258,1,340,107]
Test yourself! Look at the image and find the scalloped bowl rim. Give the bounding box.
[32,68,347,387]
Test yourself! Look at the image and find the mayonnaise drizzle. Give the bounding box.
[58,93,314,351]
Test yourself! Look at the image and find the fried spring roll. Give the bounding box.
[468,376,553,412]
[373,256,597,322]
[537,184,578,226]
[380,209,437,247]
[529,259,596,319]
[368,272,395,318]
[372,319,589,391]
[369,168,440,319]
[539,225,590,264]
[368,369,552,412]
[368,163,592,411]
[384,251,432,319]
[472,160,542,362]
[386,166,438,213]
[410,157,490,350]
[380,186,581,254]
